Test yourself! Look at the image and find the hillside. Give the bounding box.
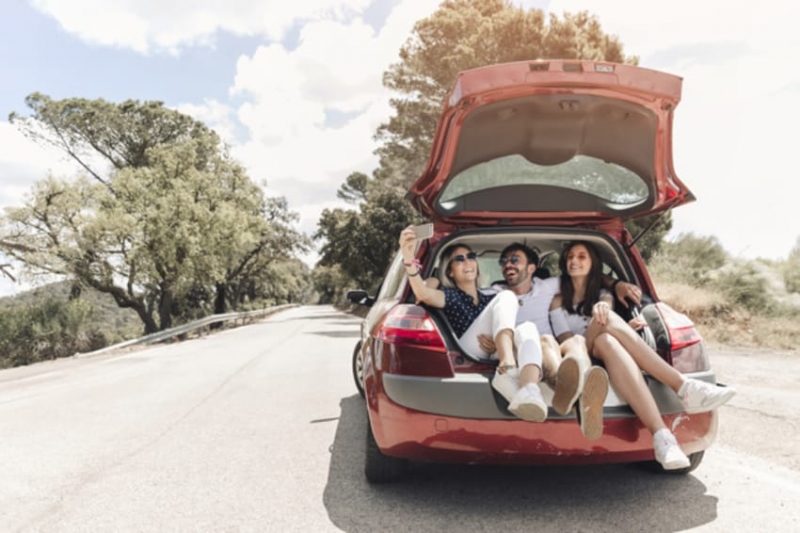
[652,258,800,351]
[0,281,143,339]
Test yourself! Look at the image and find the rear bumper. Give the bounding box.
[366,371,719,465]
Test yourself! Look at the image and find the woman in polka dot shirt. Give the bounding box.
[399,226,549,422]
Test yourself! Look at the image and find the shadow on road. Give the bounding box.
[307,330,361,339]
[324,395,718,533]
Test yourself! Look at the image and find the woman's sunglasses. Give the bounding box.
[498,255,523,266]
[450,252,478,263]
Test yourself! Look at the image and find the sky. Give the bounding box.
[1,0,799,296]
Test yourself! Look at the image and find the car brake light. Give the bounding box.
[654,303,710,373]
[376,304,446,352]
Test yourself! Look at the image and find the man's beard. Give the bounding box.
[504,269,524,287]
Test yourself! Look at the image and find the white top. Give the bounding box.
[549,289,613,337]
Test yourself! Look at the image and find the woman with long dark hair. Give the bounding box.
[550,241,736,470]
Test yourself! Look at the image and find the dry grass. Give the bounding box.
[655,280,800,351]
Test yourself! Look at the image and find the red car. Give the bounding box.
[348,59,722,483]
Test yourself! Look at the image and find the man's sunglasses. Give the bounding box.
[498,255,523,266]
[450,252,478,263]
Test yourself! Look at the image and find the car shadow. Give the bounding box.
[323,395,719,533]
[307,330,361,339]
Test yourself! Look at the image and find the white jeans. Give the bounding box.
[458,290,543,370]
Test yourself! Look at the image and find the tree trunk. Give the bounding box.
[158,285,173,330]
[214,283,227,314]
[138,309,159,335]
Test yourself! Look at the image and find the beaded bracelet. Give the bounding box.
[404,259,422,269]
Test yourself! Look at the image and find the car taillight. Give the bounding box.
[376,304,446,352]
[653,303,710,373]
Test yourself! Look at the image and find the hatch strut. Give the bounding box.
[625,200,680,251]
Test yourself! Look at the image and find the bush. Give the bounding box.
[707,262,775,314]
[649,233,728,286]
[782,238,800,294]
[0,299,109,368]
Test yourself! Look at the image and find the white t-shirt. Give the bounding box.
[488,277,560,336]
[549,289,612,337]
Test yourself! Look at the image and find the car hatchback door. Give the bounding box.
[409,60,695,228]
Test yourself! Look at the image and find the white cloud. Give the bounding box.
[17,0,800,266]
[30,0,373,54]
[213,0,441,250]
[176,99,238,144]
[548,0,800,259]
[0,122,78,199]
[550,0,800,57]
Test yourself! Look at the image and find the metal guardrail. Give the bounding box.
[76,303,298,359]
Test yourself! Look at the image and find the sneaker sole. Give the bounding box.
[659,453,691,470]
[578,367,609,441]
[552,357,582,416]
[683,387,737,414]
[509,399,548,423]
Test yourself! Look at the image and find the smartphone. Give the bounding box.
[411,223,434,240]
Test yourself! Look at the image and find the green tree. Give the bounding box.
[4,95,308,333]
[376,0,635,186]
[315,186,417,293]
[312,264,353,305]
[625,213,674,263]
[317,0,659,293]
[336,172,369,204]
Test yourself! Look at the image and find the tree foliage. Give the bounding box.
[376,0,635,185]
[783,237,800,294]
[0,298,106,368]
[3,95,310,333]
[316,0,667,296]
[625,212,674,263]
[315,184,418,295]
[648,232,728,285]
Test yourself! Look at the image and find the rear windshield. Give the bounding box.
[439,154,649,207]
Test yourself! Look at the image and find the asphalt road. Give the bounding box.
[1,305,798,532]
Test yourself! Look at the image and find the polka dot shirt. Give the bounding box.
[440,287,496,338]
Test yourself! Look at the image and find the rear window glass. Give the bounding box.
[439,154,649,206]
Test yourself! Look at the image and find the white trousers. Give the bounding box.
[458,290,543,370]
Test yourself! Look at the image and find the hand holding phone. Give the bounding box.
[411,223,433,240]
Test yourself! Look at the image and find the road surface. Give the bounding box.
[1,305,798,532]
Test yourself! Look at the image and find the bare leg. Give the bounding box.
[519,363,542,387]
[494,328,516,370]
[587,313,684,392]
[591,333,666,434]
[560,335,591,373]
[540,335,561,389]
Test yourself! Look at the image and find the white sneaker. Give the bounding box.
[508,383,548,422]
[653,428,690,470]
[678,379,736,414]
[491,368,520,403]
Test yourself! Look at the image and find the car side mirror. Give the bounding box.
[346,289,375,307]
